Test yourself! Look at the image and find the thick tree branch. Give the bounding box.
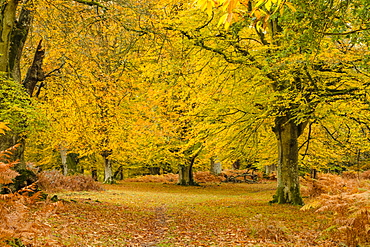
[74,0,107,9]
[165,26,258,66]
[320,27,370,36]
[299,121,314,160]
[23,39,45,96]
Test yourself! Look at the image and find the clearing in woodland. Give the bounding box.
[39,182,337,246]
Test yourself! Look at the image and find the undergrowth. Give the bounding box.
[301,172,370,247]
[125,170,264,183]
[0,144,62,246]
[37,170,105,192]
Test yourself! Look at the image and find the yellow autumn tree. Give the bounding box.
[168,0,370,204]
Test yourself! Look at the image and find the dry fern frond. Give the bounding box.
[37,170,104,192]
[301,173,370,246]
[0,192,62,245]
[0,144,20,162]
[0,162,19,184]
[17,182,38,194]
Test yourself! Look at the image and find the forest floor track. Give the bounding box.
[39,182,335,246]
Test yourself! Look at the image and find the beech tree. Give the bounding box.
[27,0,181,181]
[177,0,370,204]
[0,0,45,170]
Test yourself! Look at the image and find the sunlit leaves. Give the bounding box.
[196,0,293,30]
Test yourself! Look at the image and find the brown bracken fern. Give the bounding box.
[301,173,370,247]
[0,124,61,246]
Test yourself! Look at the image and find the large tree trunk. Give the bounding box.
[178,157,197,186]
[0,0,19,73]
[0,1,42,172]
[9,0,32,82]
[271,115,305,205]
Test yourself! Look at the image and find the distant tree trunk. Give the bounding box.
[311,168,318,179]
[210,157,222,175]
[265,163,277,174]
[271,115,305,205]
[149,167,161,175]
[178,156,197,186]
[60,146,68,176]
[67,153,80,174]
[114,165,124,180]
[91,166,98,181]
[103,157,114,184]
[232,159,241,170]
[101,150,114,184]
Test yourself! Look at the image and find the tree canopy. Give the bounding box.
[0,0,369,202]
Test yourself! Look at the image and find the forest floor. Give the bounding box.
[34,181,341,247]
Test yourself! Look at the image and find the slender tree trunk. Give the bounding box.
[23,39,45,95]
[60,146,68,176]
[91,166,98,181]
[271,115,304,205]
[102,154,114,184]
[210,157,222,175]
[311,168,318,179]
[265,163,277,175]
[114,165,124,180]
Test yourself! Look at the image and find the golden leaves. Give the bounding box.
[195,0,295,30]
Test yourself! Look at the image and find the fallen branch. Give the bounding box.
[223,172,258,183]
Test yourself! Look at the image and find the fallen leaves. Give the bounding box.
[27,182,339,246]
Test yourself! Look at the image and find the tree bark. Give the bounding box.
[178,156,197,186]
[265,163,277,175]
[0,1,42,171]
[210,157,222,175]
[91,166,98,181]
[60,146,68,176]
[23,39,45,96]
[9,0,32,82]
[102,153,114,184]
[271,115,304,205]
[0,0,19,73]
[114,165,124,180]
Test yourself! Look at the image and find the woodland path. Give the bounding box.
[42,182,333,246]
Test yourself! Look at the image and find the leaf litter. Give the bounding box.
[37,182,338,246]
